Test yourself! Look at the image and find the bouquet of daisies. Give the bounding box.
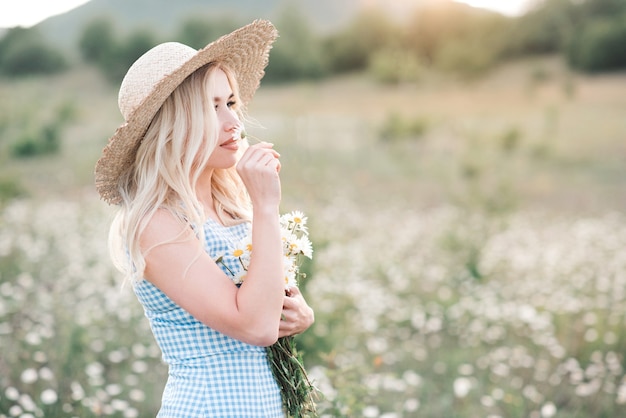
[219,211,318,416]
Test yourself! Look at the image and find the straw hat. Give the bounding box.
[95,19,278,205]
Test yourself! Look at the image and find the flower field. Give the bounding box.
[305,203,626,417]
[1,57,626,417]
[1,195,625,417]
[0,199,165,417]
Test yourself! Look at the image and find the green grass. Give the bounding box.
[1,57,625,213]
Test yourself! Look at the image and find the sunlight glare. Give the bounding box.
[454,0,532,16]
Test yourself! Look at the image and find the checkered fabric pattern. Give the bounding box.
[133,218,284,417]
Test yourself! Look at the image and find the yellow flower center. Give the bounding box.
[294,217,302,223]
[233,249,243,257]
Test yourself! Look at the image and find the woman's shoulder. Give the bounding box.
[141,208,194,248]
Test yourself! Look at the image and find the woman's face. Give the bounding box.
[205,68,241,170]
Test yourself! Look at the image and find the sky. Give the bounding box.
[0,0,535,28]
[0,0,91,28]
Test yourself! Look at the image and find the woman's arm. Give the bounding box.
[140,208,283,347]
[141,143,285,347]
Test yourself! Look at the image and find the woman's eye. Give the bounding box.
[214,100,236,111]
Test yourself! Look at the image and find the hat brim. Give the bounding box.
[95,19,278,205]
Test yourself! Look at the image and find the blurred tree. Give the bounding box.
[567,14,626,72]
[405,1,488,63]
[264,3,327,81]
[78,20,159,84]
[579,0,626,16]
[102,29,158,84]
[504,0,626,72]
[175,16,241,50]
[435,12,508,77]
[506,0,579,56]
[78,18,116,64]
[0,27,67,76]
[406,2,450,61]
[401,1,509,76]
[323,10,398,73]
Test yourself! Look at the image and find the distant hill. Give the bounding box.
[31,0,376,52]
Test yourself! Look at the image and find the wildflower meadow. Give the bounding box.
[1,194,626,417]
[1,53,626,417]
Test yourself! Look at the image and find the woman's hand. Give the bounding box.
[279,287,315,337]
[236,142,281,210]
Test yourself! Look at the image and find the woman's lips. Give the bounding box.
[220,138,239,150]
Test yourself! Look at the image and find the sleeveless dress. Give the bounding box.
[133,218,284,417]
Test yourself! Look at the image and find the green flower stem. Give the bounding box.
[267,336,319,417]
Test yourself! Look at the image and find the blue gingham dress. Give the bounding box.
[133,218,284,417]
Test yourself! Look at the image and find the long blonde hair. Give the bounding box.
[109,63,252,282]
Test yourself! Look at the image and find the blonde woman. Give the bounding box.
[95,21,314,417]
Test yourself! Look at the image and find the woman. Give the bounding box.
[95,20,314,417]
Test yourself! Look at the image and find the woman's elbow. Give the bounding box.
[246,327,279,347]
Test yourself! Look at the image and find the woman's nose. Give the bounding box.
[221,110,239,132]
